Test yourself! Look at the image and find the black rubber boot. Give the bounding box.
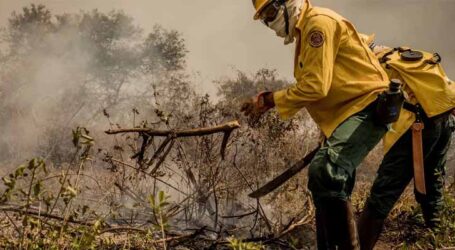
[357,205,385,250]
[421,205,442,229]
[416,192,443,229]
[315,199,360,250]
[315,205,333,250]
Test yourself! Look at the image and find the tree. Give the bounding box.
[7,4,53,54]
[142,25,187,73]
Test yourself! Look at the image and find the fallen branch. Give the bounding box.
[105,120,240,138]
[106,120,240,160]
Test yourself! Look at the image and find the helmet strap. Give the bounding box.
[282,2,290,35]
[275,0,290,35]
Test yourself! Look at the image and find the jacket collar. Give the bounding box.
[295,0,311,31]
[293,0,311,69]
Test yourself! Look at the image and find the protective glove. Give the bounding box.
[240,91,275,120]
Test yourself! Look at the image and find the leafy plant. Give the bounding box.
[149,190,171,249]
[227,237,264,250]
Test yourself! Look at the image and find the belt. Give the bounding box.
[403,102,450,125]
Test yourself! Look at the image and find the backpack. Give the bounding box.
[378,47,455,117]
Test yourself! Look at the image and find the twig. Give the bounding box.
[148,135,174,167]
[212,174,219,230]
[221,210,257,219]
[100,226,147,234]
[232,144,272,233]
[0,206,94,226]
[220,130,233,160]
[277,216,312,238]
[21,165,37,248]
[110,158,187,196]
[42,173,103,190]
[150,138,175,175]
[59,159,87,241]
[3,211,21,235]
[113,182,148,208]
[210,236,273,246]
[158,206,167,250]
[154,233,202,245]
[47,148,80,221]
[131,133,151,163]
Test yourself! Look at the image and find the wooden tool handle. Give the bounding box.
[412,122,426,195]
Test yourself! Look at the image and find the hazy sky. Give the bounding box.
[1,0,454,95]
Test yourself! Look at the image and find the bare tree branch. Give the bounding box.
[105,120,240,138]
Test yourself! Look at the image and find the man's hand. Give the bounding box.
[240,91,275,121]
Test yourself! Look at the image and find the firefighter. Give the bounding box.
[357,34,455,250]
[242,1,390,249]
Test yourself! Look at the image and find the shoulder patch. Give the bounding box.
[308,30,324,48]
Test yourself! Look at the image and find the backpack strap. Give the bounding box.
[380,47,441,69]
[424,53,442,65]
[379,47,410,66]
[379,48,397,64]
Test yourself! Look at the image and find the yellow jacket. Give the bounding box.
[273,1,389,137]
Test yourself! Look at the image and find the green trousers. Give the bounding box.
[365,115,453,226]
[308,103,387,206]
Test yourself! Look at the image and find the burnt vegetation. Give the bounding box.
[0,4,454,249]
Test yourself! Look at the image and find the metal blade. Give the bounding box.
[248,146,320,199]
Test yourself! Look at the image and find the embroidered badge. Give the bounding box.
[308,30,324,48]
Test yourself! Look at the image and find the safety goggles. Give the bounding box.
[258,0,283,26]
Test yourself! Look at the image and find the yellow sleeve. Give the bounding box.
[273,16,340,119]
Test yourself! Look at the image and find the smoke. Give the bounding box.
[0,19,88,161]
[0,6,190,163]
